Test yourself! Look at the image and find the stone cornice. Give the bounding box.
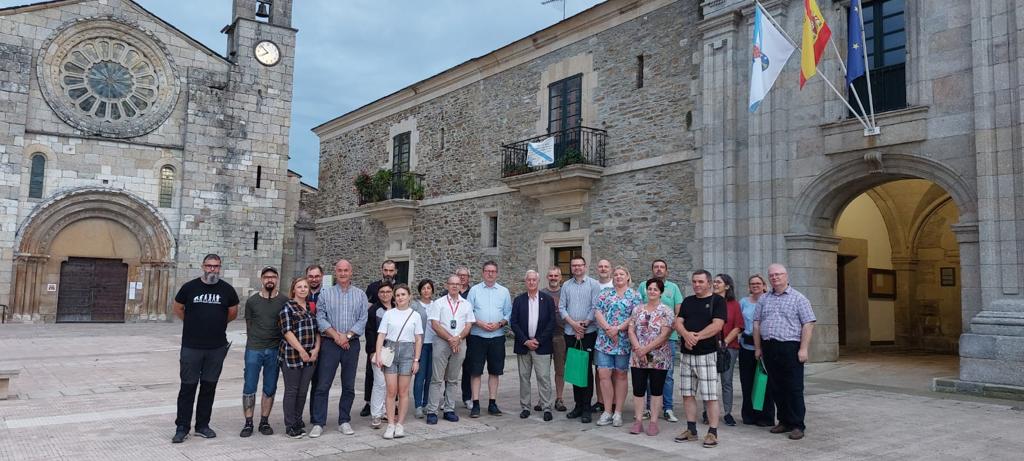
[312,0,678,139]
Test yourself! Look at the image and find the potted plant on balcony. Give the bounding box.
[554,147,585,168]
[354,169,392,204]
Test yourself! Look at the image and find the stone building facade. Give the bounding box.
[315,0,1024,396]
[0,0,298,322]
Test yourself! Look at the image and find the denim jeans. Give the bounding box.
[311,339,361,426]
[243,347,280,396]
[413,343,433,408]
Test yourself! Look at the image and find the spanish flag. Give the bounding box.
[799,0,831,88]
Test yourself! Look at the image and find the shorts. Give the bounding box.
[595,350,630,371]
[679,352,719,401]
[466,335,505,376]
[551,334,566,379]
[243,347,280,396]
[382,340,416,376]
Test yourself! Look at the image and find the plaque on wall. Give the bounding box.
[868,268,896,300]
[940,267,956,287]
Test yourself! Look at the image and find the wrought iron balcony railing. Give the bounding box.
[501,126,607,178]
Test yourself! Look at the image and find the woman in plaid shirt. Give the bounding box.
[279,277,320,438]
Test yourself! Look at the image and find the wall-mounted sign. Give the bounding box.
[46,283,57,292]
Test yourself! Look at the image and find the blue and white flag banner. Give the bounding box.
[749,3,796,112]
[527,137,555,166]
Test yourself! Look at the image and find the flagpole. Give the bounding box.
[828,36,873,130]
[856,0,877,127]
[757,1,871,131]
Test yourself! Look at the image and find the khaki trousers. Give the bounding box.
[427,339,466,414]
[517,351,553,411]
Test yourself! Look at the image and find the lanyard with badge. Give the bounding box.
[447,297,460,329]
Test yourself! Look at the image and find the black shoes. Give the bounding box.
[470,402,481,418]
[360,403,371,417]
[723,414,736,426]
[592,402,605,413]
[701,411,709,425]
[543,411,553,422]
[580,412,593,424]
[566,407,583,419]
[520,410,531,419]
[534,404,542,411]
[258,422,273,435]
[194,426,217,439]
[239,424,253,437]
[488,402,502,416]
[171,427,189,443]
[286,427,305,439]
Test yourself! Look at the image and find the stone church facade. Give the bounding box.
[316,0,1023,395]
[0,0,298,323]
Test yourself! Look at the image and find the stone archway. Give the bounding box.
[11,187,176,322]
[785,154,979,361]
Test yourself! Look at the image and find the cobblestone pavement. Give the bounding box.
[1,323,1022,460]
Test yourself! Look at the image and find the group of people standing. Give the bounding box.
[169,254,816,450]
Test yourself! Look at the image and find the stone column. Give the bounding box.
[784,233,841,362]
[11,254,47,323]
[140,261,174,322]
[890,256,919,347]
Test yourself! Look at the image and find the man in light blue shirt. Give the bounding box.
[557,256,602,423]
[466,260,512,417]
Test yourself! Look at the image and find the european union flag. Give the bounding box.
[847,0,866,86]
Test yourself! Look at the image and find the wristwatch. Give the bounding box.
[345,333,354,340]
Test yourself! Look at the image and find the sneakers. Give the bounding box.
[520,410,531,419]
[464,399,472,409]
[469,402,481,418]
[702,432,718,448]
[371,416,382,428]
[193,426,217,439]
[580,411,593,424]
[286,427,305,439]
[426,413,438,425]
[554,399,567,412]
[488,402,502,416]
[642,409,651,420]
[566,407,584,419]
[596,412,613,426]
[258,422,273,435]
[674,430,699,442]
[646,421,660,436]
[171,427,189,444]
[723,414,736,426]
[309,425,323,438]
[630,420,644,434]
[533,404,542,411]
[383,424,395,439]
[612,413,623,427]
[543,411,553,421]
[239,424,253,438]
[592,402,605,413]
[394,424,406,438]
[360,403,371,417]
[664,409,679,422]
[340,423,355,435]
[415,407,425,419]
[443,411,460,422]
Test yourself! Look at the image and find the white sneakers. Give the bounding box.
[664,409,679,422]
[339,423,354,435]
[309,425,323,438]
[415,407,425,419]
[596,412,614,426]
[612,413,623,427]
[394,424,405,438]
[383,424,395,439]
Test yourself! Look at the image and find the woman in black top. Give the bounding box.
[363,282,394,427]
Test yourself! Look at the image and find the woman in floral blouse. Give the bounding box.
[278,277,320,439]
[627,278,674,436]
[593,266,642,428]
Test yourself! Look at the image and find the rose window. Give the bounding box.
[60,38,158,122]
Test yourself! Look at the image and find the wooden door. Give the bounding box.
[56,257,127,323]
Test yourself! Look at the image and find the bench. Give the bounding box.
[0,369,20,400]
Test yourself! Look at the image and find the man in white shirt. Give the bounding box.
[425,275,475,425]
[596,259,613,289]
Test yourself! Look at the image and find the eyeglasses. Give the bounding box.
[203,264,221,269]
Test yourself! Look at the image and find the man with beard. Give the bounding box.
[540,267,568,411]
[171,254,240,443]
[304,264,325,423]
[365,260,397,306]
[592,258,613,414]
[240,266,290,437]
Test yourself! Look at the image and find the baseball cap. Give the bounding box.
[260,266,279,276]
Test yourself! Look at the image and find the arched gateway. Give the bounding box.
[11,187,176,322]
[785,153,979,362]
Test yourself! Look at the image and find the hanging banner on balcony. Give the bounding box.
[527,137,555,166]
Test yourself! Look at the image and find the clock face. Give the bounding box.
[254,40,280,66]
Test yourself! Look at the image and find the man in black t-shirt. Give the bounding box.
[171,254,240,444]
[672,270,726,448]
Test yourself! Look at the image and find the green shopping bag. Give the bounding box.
[564,341,590,388]
[753,359,769,411]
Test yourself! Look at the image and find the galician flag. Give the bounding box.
[799,0,831,88]
[749,4,795,112]
[526,137,554,166]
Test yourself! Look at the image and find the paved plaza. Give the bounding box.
[1,323,1022,460]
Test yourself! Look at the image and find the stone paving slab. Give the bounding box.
[1,323,1022,460]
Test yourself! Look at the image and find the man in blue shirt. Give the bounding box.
[466,260,512,418]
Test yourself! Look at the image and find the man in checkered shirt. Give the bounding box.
[754,263,816,441]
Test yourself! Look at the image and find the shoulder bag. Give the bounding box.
[379,310,414,367]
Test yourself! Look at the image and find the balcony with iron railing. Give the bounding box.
[501,126,607,177]
[499,126,607,216]
[355,170,424,240]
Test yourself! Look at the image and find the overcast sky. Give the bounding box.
[3,0,605,186]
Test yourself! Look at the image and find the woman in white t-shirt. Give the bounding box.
[374,284,423,439]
